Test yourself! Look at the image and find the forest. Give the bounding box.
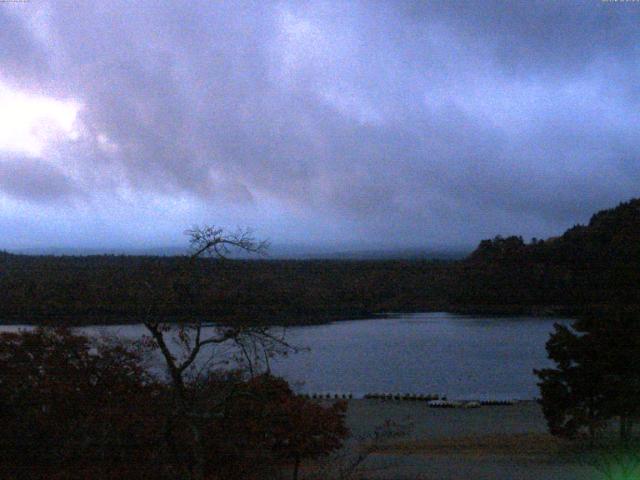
[1,198,639,325]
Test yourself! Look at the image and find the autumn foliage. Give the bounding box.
[0,328,348,480]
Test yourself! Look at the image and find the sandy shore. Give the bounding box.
[322,399,599,480]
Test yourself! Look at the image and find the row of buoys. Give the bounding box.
[428,399,517,408]
[295,393,518,405]
[363,393,441,401]
[427,400,480,408]
[297,393,354,400]
[479,399,516,406]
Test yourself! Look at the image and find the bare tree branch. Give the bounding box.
[137,225,296,480]
[184,226,269,262]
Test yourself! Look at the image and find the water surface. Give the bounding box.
[269,312,570,400]
[0,312,570,400]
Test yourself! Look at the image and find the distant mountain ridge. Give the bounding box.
[8,245,471,261]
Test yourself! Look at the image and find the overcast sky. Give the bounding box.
[1,0,639,251]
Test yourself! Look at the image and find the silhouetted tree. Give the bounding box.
[535,307,640,444]
[141,226,295,480]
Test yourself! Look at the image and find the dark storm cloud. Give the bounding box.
[0,0,639,247]
[0,156,79,202]
[397,0,640,75]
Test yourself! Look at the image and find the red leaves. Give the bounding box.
[0,327,165,479]
[0,330,349,480]
[212,375,349,473]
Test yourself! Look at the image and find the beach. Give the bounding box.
[325,400,597,480]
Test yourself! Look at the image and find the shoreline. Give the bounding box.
[330,399,594,480]
[0,305,579,327]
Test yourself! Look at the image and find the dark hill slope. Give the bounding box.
[452,199,640,311]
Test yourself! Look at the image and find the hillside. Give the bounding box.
[452,199,640,311]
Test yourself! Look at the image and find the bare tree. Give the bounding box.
[185,225,269,261]
[140,226,292,480]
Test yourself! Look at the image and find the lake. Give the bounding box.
[0,312,571,400]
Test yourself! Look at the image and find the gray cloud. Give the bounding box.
[398,0,640,74]
[0,0,639,248]
[0,6,49,87]
[0,156,80,202]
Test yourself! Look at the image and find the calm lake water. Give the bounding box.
[269,313,571,400]
[0,312,571,400]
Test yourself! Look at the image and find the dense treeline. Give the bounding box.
[0,254,455,324]
[452,199,640,312]
[1,198,639,325]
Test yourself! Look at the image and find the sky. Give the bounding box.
[0,0,639,252]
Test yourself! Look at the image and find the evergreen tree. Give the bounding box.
[535,307,640,444]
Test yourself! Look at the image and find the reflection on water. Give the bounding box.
[0,312,571,400]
